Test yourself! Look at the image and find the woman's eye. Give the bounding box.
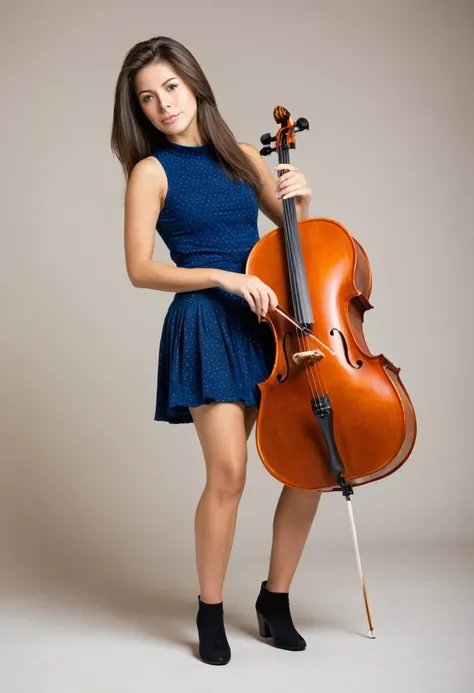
[167,83,177,91]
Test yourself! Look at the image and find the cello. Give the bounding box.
[246,106,417,638]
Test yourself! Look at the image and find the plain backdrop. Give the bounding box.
[1,0,473,600]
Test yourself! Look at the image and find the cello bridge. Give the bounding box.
[292,349,324,364]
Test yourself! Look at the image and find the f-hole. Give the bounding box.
[330,328,363,369]
[277,332,291,383]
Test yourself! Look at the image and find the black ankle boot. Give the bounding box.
[255,580,306,651]
[196,597,231,665]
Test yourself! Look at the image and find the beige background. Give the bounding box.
[1,0,473,604]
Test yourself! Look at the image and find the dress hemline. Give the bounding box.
[154,395,261,425]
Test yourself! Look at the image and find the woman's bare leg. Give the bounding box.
[190,401,249,604]
[243,407,321,592]
[266,486,321,592]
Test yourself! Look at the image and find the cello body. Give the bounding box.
[246,120,417,492]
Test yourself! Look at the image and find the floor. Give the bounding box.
[0,543,472,693]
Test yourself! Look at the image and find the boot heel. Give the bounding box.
[256,610,272,638]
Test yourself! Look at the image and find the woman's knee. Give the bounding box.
[190,402,249,499]
[207,456,247,500]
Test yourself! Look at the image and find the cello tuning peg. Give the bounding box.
[295,117,310,132]
[260,132,276,145]
[259,145,276,156]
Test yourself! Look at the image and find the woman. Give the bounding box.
[111,35,321,665]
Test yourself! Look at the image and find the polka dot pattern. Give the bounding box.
[151,140,275,424]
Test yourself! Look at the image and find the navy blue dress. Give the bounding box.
[151,139,275,424]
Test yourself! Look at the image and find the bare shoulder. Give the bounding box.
[129,155,166,186]
[237,142,283,227]
[237,140,271,180]
[238,141,272,179]
[126,155,168,207]
[238,141,261,162]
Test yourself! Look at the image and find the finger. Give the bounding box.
[256,286,271,321]
[279,182,305,194]
[277,173,308,189]
[277,176,305,194]
[242,289,256,314]
[260,283,277,313]
[282,187,311,200]
[260,291,270,317]
[274,164,297,172]
[276,173,298,191]
[255,280,270,308]
[250,286,263,318]
[276,171,296,184]
[278,179,304,196]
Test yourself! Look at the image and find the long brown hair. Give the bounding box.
[110,36,261,195]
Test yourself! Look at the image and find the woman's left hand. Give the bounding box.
[274,164,312,206]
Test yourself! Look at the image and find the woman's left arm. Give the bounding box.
[239,142,313,227]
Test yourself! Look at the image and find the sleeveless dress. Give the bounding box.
[151,139,276,424]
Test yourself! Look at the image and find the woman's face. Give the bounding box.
[135,60,199,142]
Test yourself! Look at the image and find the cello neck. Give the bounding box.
[278,144,314,326]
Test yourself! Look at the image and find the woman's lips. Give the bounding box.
[162,113,180,125]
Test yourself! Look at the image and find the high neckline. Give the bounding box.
[164,139,212,157]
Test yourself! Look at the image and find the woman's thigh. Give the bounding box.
[189,402,252,493]
[244,406,258,441]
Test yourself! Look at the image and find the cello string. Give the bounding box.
[281,193,323,399]
[279,153,322,399]
[279,153,303,324]
[280,157,325,398]
[286,166,327,398]
[276,132,333,417]
[279,143,329,400]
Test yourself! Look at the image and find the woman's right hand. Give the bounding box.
[215,270,278,322]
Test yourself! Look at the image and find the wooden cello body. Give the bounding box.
[246,107,417,496]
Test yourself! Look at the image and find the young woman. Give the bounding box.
[111,36,321,665]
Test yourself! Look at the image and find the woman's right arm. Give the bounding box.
[124,156,222,292]
[123,156,278,319]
